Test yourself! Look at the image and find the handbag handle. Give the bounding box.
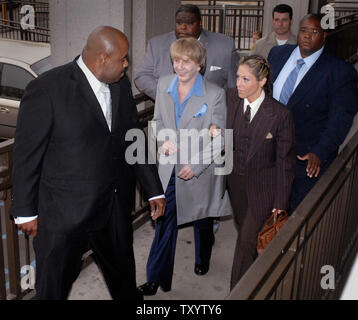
[273,210,287,231]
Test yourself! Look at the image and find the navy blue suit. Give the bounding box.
[268,45,358,212]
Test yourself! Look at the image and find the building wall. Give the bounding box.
[49,0,180,84]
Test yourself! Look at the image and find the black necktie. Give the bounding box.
[244,105,251,124]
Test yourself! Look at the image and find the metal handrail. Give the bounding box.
[228,128,358,300]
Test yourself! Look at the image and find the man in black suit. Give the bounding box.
[10,26,165,300]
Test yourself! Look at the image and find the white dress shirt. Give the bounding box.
[77,55,112,131]
[273,45,324,102]
[244,90,265,122]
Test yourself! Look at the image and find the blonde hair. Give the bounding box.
[170,37,206,72]
[238,55,272,95]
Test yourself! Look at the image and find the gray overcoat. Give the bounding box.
[150,74,232,225]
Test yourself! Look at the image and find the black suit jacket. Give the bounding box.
[226,88,296,220]
[11,59,163,233]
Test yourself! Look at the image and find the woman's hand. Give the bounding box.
[209,124,222,138]
[178,165,195,180]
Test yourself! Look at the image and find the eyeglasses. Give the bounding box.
[299,28,323,36]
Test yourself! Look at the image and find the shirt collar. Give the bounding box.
[244,90,265,115]
[168,75,178,94]
[167,73,203,97]
[191,73,203,97]
[77,55,109,94]
[292,45,324,69]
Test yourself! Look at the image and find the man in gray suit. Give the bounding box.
[134,4,239,100]
[253,4,296,58]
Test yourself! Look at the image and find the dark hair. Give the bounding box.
[175,4,201,22]
[300,13,325,26]
[238,55,272,95]
[272,4,293,20]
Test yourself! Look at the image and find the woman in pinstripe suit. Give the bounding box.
[226,55,296,289]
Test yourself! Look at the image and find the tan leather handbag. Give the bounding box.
[257,211,288,254]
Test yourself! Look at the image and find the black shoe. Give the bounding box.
[137,282,159,296]
[194,263,209,276]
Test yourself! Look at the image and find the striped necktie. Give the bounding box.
[279,59,305,106]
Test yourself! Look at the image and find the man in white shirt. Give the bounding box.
[11,26,165,300]
[253,4,296,58]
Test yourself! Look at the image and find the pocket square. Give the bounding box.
[266,132,273,139]
[210,65,222,71]
[193,104,208,118]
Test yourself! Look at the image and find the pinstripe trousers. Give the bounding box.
[227,174,269,290]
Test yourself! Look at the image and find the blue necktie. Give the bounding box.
[279,59,305,106]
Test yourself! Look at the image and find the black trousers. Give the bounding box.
[33,195,140,300]
[227,174,268,290]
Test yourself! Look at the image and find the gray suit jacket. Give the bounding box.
[253,31,296,58]
[134,29,239,100]
[150,74,232,225]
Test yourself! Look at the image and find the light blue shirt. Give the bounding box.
[168,73,203,128]
[273,46,324,101]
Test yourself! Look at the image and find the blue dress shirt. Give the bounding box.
[273,46,324,102]
[168,73,203,128]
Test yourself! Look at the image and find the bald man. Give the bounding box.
[10,26,165,300]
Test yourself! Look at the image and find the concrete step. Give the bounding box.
[68,216,236,300]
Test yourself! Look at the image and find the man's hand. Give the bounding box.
[177,165,195,180]
[17,219,38,238]
[160,140,177,156]
[149,198,166,220]
[297,153,321,178]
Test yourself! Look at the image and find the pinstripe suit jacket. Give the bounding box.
[226,88,296,220]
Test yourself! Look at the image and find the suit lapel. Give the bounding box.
[178,79,207,130]
[230,94,243,130]
[72,60,110,132]
[161,76,177,130]
[288,50,328,108]
[166,92,177,130]
[272,46,296,82]
[109,82,120,131]
[179,95,206,129]
[247,97,276,162]
[199,29,209,48]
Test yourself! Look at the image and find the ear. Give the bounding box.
[323,31,328,42]
[100,52,109,65]
[259,77,267,88]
